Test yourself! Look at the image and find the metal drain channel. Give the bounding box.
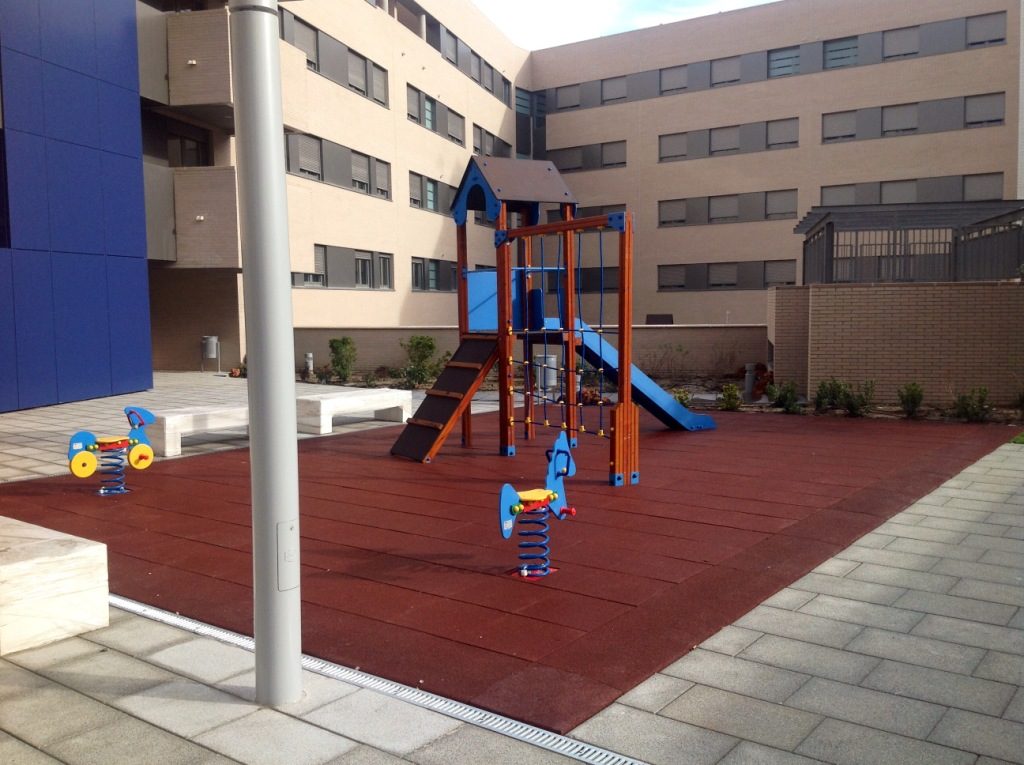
[110,594,648,765]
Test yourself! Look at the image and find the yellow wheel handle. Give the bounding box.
[128,443,155,470]
[70,451,97,479]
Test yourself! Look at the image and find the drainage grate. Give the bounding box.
[109,594,648,765]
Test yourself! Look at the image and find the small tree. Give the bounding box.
[952,388,990,422]
[400,335,448,388]
[897,382,924,418]
[328,337,357,383]
[719,383,742,411]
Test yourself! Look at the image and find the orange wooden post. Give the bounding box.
[560,203,579,444]
[456,222,473,447]
[496,203,515,456]
[610,212,640,484]
[521,235,536,440]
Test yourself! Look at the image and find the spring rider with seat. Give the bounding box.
[67,406,157,495]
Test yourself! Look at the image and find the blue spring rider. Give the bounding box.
[67,406,157,495]
[498,432,577,578]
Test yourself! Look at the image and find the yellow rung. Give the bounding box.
[598,429,605,437]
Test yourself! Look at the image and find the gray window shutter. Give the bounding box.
[447,110,465,143]
[549,147,583,171]
[601,141,626,166]
[822,111,856,140]
[556,84,580,108]
[880,180,917,203]
[348,51,367,93]
[372,64,387,104]
[313,245,326,274]
[660,65,687,93]
[765,189,797,218]
[601,76,627,102]
[482,61,493,91]
[824,37,858,68]
[882,104,917,134]
[710,126,740,153]
[967,13,1005,45]
[768,47,800,77]
[659,132,687,160]
[711,56,741,85]
[965,93,1004,126]
[765,260,796,286]
[658,199,687,225]
[406,86,420,120]
[294,19,317,67]
[374,160,390,197]
[767,118,798,147]
[821,184,856,205]
[963,173,1003,200]
[708,262,738,286]
[883,27,918,58]
[658,264,686,288]
[297,134,321,176]
[709,195,739,220]
[351,152,370,188]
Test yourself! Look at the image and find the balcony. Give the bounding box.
[173,166,241,269]
[165,8,235,128]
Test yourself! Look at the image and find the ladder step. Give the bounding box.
[447,361,484,370]
[427,389,464,400]
[407,417,445,430]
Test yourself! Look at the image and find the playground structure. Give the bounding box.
[67,406,156,495]
[498,431,577,578]
[391,157,715,484]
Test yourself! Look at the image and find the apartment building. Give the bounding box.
[0,0,1018,411]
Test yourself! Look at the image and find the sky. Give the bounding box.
[470,0,778,50]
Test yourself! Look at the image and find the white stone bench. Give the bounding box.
[296,388,412,435]
[0,516,109,656]
[151,405,250,458]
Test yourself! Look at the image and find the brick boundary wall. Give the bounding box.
[769,282,1024,405]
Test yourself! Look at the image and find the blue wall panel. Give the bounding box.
[39,0,96,77]
[5,130,50,251]
[43,63,100,148]
[0,0,41,57]
[107,256,152,394]
[53,252,112,402]
[0,250,18,411]
[1,50,44,135]
[98,81,142,157]
[101,153,146,258]
[47,142,104,255]
[95,0,139,91]
[12,252,58,408]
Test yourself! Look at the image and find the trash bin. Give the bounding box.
[202,336,219,360]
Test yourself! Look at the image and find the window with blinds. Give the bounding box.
[768,47,800,77]
[371,64,387,105]
[767,118,798,149]
[354,252,372,288]
[294,19,318,70]
[350,152,370,192]
[765,189,797,219]
[883,27,918,59]
[709,195,739,222]
[659,132,687,161]
[963,173,1003,201]
[821,184,856,206]
[556,84,580,109]
[425,179,438,211]
[348,51,367,94]
[967,13,1005,47]
[441,29,457,63]
[824,37,858,68]
[473,125,483,154]
[708,262,738,287]
[601,77,627,103]
[549,147,583,171]
[658,199,687,226]
[297,134,322,179]
[657,264,687,290]
[447,110,465,145]
[409,172,422,207]
[375,161,390,199]
[660,65,687,94]
[822,111,856,142]
[764,260,797,286]
[377,254,393,289]
[470,52,481,82]
[601,141,626,167]
[406,86,421,122]
[424,98,435,130]
[411,258,425,289]
[482,62,494,92]
[711,56,741,86]
[710,126,740,154]
[882,104,917,136]
[880,180,917,203]
[965,93,1004,127]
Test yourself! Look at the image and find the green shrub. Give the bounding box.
[673,388,692,407]
[400,335,449,389]
[841,381,875,418]
[1015,387,1024,417]
[814,378,848,413]
[313,364,333,384]
[952,388,990,422]
[328,337,357,383]
[767,381,801,414]
[719,383,742,411]
[897,382,924,418]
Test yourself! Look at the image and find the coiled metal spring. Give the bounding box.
[99,447,129,495]
[517,507,551,577]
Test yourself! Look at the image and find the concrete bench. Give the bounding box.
[296,388,412,435]
[0,516,109,656]
[151,405,250,458]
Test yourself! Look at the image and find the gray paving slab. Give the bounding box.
[950,578,1024,608]
[570,703,737,765]
[5,635,107,671]
[616,673,695,712]
[845,561,957,593]
[964,534,1024,555]
[0,682,126,748]
[844,627,986,674]
[885,536,989,563]
[862,659,1017,715]
[893,589,1019,625]
[920,517,1011,537]
[114,678,257,737]
[26,645,178,703]
[988,512,1024,527]
[86,614,195,656]
[325,745,408,764]
[697,625,763,655]
[928,708,1024,764]
[717,741,827,765]
[45,716,236,765]
[217,667,361,715]
[407,723,580,765]
[194,708,359,765]
[0,732,62,765]
[146,636,256,683]
[739,634,881,684]
[660,684,822,750]
[796,718,975,765]
[785,677,947,738]
[789,572,906,605]
[847,531,896,549]
[798,594,925,632]
[835,544,941,571]
[811,558,860,577]
[980,548,1024,568]
[760,587,817,610]
[304,689,461,756]
[1006,527,1024,540]
[661,648,810,702]
[912,614,1024,654]
[1005,687,1024,722]
[876,521,967,545]
[1012,608,1024,629]
[912,503,996,523]
[734,605,863,648]
[974,651,1024,685]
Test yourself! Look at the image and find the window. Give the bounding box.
[425,179,438,211]
[473,125,483,155]
[658,199,687,226]
[709,195,739,222]
[441,28,457,63]
[348,51,367,94]
[297,134,322,179]
[967,13,1006,47]
[768,46,800,77]
[882,103,917,136]
[371,64,387,105]
[355,252,372,288]
[556,84,580,109]
[822,111,856,142]
[409,172,422,207]
[767,118,798,149]
[377,254,393,289]
[427,259,439,289]
[407,86,421,122]
[963,172,1003,201]
[294,18,318,71]
[883,27,918,59]
[482,61,494,92]
[601,76,627,103]
[821,184,856,206]
[658,264,687,290]
[824,37,858,69]
[764,260,797,286]
[659,65,687,94]
[470,52,481,82]
[710,126,740,155]
[880,180,917,203]
[965,93,1004,127]
[424,97,436,130]
[293,244,327,288]
[168,132,210,167]
[601,141,626,167]
[375,161,390,199]
[548,147,583,172]
[708,262,738,287]
[711,56,741,87]
[659,132,687,162]
[765,189,797,220]
[447,110,465,145]
[411,258,425,289]
[350,152,370,192]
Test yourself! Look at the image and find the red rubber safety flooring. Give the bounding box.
[0,411,1015,733]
